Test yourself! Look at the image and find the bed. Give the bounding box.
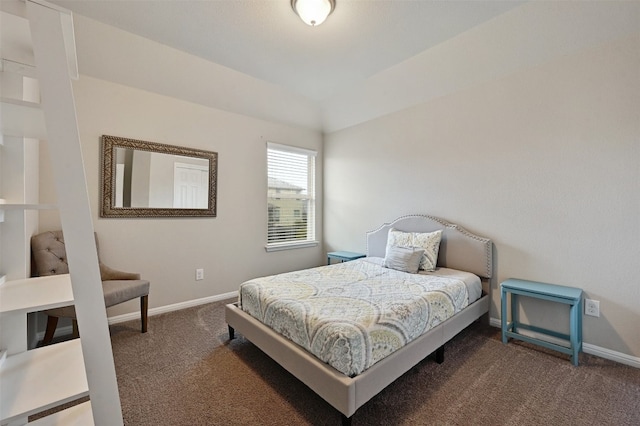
[225,215,493,424]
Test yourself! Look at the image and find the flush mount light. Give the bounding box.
[291,0,336,26]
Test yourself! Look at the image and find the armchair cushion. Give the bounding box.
[42,280,149,318]
[103,279,150,308]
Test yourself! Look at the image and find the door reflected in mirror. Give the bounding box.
[101,135,217,217]
[114,148,209,209]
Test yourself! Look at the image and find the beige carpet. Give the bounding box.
[103,299,640,425]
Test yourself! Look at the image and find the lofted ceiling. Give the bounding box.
[18,1,637,132]
[50,0,523,102]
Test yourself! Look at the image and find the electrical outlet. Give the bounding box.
[585,299,600,317]
[195,268,204,281]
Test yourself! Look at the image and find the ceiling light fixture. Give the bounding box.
[291,0,335,27]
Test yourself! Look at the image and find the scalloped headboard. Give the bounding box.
[366,215,493,279]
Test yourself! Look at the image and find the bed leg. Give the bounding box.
[435,345,445,364]
[341,414,352,426]
[228,325,235,340]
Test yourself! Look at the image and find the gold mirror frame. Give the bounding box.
[100,135,218,218]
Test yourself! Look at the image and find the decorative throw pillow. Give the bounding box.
[387,228,442,272]
[383,245,425,274]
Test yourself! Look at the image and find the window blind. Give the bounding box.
[267,142,316,247]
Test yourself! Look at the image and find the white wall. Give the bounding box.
[70,13,322,131]
[324,34,640,358]
[321,1,640,132]
[39,74,323,316]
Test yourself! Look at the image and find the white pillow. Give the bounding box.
[384,246,425,274]
[387,228,442,272]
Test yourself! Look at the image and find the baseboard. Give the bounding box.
[34,291,239,342]
[489,317,640,369]
[581,343,640,368]
[107,291,238,325]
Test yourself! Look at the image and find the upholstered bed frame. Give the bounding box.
[225,215,493,424]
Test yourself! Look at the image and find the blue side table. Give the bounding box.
[501,278,583,366]
[327,251,366,265]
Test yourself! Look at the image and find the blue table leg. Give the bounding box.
[570,300,580,366]
[501,287,508,343]
[578,299,583,351]
[511,293,519,334]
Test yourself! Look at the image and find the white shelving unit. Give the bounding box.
[0,97,46,140]
[0,340,89,423]
[0,1,123,424]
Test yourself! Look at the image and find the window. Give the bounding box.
[267,142,316,250]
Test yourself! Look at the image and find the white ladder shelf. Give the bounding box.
[0,0,123,424]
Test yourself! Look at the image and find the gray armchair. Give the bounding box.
[31,230,150,345]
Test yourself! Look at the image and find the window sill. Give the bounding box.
[265,241,319,252]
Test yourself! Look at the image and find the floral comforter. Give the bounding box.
[238,258,476,376]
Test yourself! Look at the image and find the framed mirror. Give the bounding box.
[100,135,218,218]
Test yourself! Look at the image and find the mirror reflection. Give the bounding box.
[114,148,209,209]
[101,135,217,218]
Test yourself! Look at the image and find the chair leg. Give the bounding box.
[141,295,148,333]
[42,316,59,345]
[71,319,79,338]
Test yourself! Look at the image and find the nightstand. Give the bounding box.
[327,251,366,265]
[501,278,583,366]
